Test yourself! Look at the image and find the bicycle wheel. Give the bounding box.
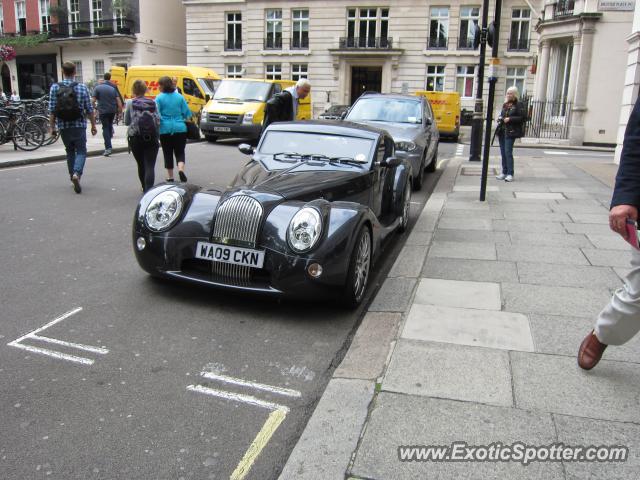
[29,115,59,146]
[0,116,10,145]
[13,119,46,151]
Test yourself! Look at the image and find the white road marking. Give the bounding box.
[200,371,302,398]
[543,151,569,155]
[0,160,66,172]
[187,384,289,412]
[7,307,108,365]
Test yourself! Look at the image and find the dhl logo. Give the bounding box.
[430,100,449,105]
[145,80,160,91]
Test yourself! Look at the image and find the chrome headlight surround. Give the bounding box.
[287,207,323,253]
[396,141,417,152]
[243,110,257,124]
[144,190,183,232]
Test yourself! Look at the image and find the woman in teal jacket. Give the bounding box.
[156,76,192,182]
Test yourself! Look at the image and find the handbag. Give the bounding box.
[185,120,200,140]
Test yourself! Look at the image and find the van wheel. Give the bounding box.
[205,135,217,143]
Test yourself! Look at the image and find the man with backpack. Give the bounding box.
[124,79,160,192]
[92,72,123,156]
[49,62,97,194]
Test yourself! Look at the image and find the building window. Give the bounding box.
[347,8,389,48]
[94,60,105,81]
[0,3,4,35]
[505,67,526,96]
[114,6,125,30]
[458,6,479,50]
[226,12,242,51]
[15,1,26,34]
[456,66,476,98]
[429,7,449,49]
[39,0,51,33]
[69,0,80,26]
[291,64,308,82]
[73,61,83,83]
[92,0,103,27]
[265,64,282,80]
[426,65,446,92]
[509,9,530,51]
[226,64,243,78]
[265,9,282,49]
[292,9,309,49]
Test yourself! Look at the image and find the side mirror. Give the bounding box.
[340,111,348,120]
[238,143,254,155]
[425,117,433,126]
[205,94,211,102]
[381,156,401,168]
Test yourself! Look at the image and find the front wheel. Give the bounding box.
[343,225,372,308]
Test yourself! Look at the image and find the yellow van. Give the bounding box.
[415,91,461,141]
[109,65,221,121]
[199,78,311,142]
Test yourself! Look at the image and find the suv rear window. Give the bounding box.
[346,97,422,124]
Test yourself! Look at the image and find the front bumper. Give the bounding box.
[200,118,262,140]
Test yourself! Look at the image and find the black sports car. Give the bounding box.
[132,121,413,306]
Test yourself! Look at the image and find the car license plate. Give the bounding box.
[213,126,231,132]
[195,241,265,268]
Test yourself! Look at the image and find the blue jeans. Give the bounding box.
[60,127,87,176]
[100,113,115,150]
[498,134,515,176]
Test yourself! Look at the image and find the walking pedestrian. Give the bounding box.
[578,99,640,370]
[156,76,191,183]
[93,73,123,156]
[49,62,97,194]
[263,78,311,129]
[125,80,160,192]
[495,86,525,182]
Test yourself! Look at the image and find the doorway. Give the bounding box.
[350,66,382,104]
[1,64,11,94]
[16,55,58,99]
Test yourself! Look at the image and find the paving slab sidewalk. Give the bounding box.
[279,153,640,480]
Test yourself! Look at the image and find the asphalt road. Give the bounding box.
[0,138,443,480]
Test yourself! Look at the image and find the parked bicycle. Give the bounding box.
[0,105,47,151]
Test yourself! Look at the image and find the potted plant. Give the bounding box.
[95,24,114,35]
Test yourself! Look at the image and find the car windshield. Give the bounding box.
[347,98,422,124]
[260,131,373,166]
[213,80,272,102]
[198,78,219,96]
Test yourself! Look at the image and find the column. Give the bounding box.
[535,39,551,101]
[569,21,596,144]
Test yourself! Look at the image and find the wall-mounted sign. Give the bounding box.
[598,0,635,11]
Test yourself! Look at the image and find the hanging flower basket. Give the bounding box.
[0,45,17,62]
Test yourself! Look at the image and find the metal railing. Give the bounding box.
[553,0,575,18]
[507,37,530,51]
[521,96,573,139]
[290,37,309,49]
[458,37,475,50]
[224,39,242,51]
[338,36,393,49]
[48,19,135,39]
[428,37,448,50]
[264,37,283,49]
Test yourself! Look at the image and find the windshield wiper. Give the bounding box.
[215,97,241,101]
[243,98,264,102]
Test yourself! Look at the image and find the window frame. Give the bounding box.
[429,7,449,49]
[15,0,26,34]
[39,0,51,33]
[225,12,242,51]
[505,66,527,95]
[226,64,243,79]
[265,63,282,80]
[265,9,283,49]
[291,64,308,82]
[72,61,83,83]
[458,6,479,50]
[456,65,476,98]
[426,65,446,92]
[291,9,309,49]
[94,59,105,81]
[509,8,531,51]
[346,7,389,47]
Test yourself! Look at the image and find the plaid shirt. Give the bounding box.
[49,79,94,130]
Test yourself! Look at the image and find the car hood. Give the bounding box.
[351,120,421,141]
[230,160,366,202]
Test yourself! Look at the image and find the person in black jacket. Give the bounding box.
[578,99,640,370]
[263,78,311,129]
[495,86,525,182]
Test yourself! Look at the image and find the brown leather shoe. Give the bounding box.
[578,330,607,370]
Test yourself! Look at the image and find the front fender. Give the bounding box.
[392,162,412,216]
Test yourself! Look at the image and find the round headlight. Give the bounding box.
[288,207,322,253]
[145,190,183,232]
[396,141,417,152]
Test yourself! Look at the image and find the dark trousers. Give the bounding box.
[129,136,159,192]
[100,113,115,150]
[160,132,187,169]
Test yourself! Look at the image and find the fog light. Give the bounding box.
[308,263,323,278]
[136,237,146,251]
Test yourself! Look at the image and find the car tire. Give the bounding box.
[398,179,411,233]
[343,225,372,308]
[426,147,437,173]
[412,154,425,191]
[205,135,217,143]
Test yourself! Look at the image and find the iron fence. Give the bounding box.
[521,96,572,139]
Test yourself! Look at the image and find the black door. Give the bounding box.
[1,64,11,94]
[16,55,58,100]
[350,66,382,105]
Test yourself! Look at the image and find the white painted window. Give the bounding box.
[459,6,479,49]
[69,0,80,25]
[456,65,476,98]
[0,3,4,35]
[73,61,83,83]
[265,64,282,80]
[265,9,282,49]
[509,8,530,50]
[291,64,308,82]
[292,9,309,49]
[39,0,51,33]
[94,60,105,81]
[226,12,242,50]
[426,65,445,92]
[346,8,389,47]
[15,1,26,34]
[92,0,103,26]
[114,6,125,30]
[505,67,527,95]
[226,64,242,78]
[429,7,449,49]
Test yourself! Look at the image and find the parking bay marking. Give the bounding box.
[7,307,109,366]
[187,370,302,480]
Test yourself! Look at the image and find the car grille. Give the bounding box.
[210,195,263,284]
[208,113,241,124]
